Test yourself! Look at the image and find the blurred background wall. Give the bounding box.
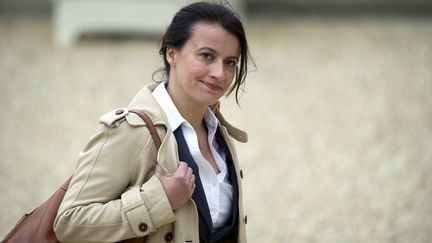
[3,0,432,14]
[1,0,432,242]
[0,0,51,14]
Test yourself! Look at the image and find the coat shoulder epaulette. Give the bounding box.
[99,108,129,127]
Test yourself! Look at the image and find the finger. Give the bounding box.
[178,161,188,167]
[189,176,196,190]
[190,182,196,195]
[155,164,173,177]
[154,164,164,177]
[186,167,193,181]
[175,162,189,177]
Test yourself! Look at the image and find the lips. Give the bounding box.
[200,80,222,91]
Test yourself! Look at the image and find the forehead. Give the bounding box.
[186,22,240,57]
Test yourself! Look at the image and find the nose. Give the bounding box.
[209,60,226,81]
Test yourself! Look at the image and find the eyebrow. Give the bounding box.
[198,47,239,60]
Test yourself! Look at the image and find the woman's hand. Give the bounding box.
[155,162,196,210]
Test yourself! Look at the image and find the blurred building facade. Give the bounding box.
[2,0,432,15]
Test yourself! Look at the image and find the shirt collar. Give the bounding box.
[152,82,219,132]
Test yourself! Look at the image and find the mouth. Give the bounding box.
[200,80,222,91]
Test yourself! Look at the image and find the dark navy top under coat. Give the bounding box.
[173,128,239,243]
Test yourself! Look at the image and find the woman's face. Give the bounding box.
[166,22,240,107]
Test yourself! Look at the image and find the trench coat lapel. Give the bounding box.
[173,128,213,238]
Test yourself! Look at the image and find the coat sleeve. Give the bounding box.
[53,119,175,242]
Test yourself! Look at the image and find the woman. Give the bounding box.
[54,2,252,243]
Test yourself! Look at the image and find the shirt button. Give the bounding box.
[164,232,174,242]
[138,223,148,232]
[240,169,244,179]
[115,109,124,115]
[244,215,248,224]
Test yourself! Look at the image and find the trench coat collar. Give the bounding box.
[127,82,169,126]
[210,103,248,143]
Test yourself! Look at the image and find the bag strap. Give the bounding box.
[64,110,159,191]
[129,109,161,149]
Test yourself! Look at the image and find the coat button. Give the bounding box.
[240,169,244,179]
[115,109,124,115]
[244,215,248,224]
[138,223,148,232]
[164,232,173,242]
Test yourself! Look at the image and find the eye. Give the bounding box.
[224,59,238,68]
[200,52,214,61]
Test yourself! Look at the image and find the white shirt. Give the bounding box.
[152,82,233,229]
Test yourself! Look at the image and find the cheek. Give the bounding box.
[191,64,208,76]
[226,72,236,87]
[179,59,205,77]
[177,66,204,89]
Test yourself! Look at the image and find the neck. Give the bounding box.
[167,84,207,131]
[180,104,207,131]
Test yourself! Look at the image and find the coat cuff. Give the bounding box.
[121,176,175,237]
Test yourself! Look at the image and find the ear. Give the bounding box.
[166,47,177,67]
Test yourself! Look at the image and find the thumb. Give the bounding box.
[154,164,166,177]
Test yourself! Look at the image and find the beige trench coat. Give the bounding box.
[54,82,248,243]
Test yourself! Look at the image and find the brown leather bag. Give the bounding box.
[2,109,161,243]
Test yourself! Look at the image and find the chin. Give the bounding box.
[200,97,220,107]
